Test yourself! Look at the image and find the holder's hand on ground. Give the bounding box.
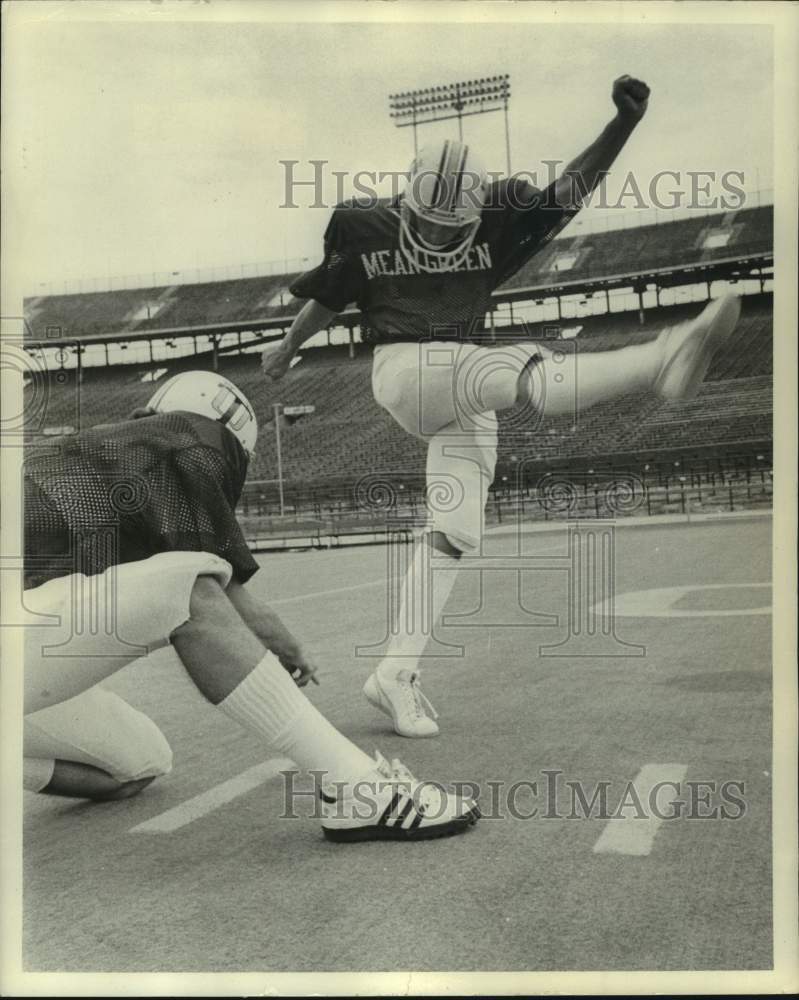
[613,75,650,124]
[261,342,293,382]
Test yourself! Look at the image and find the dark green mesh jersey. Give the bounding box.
[24,411,258,589]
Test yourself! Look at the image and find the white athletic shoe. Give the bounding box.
[363,669,440,738]
[320,751,479,842]
[654,294,742,401]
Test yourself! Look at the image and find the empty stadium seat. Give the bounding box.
[25,295,774,491]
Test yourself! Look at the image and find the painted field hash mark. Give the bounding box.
[592,763,688,856]
[130,757,294,834]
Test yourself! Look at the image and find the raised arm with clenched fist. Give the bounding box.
[613,74,651,123]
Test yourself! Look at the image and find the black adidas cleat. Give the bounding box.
[320,752,479,843]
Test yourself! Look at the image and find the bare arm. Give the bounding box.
[226,579,319,686]
[261,300,338,382]
[551,75,650,209]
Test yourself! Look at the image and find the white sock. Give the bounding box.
[377,536,459,681]
[219,653,374,786]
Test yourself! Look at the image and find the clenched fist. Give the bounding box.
[613,75,650,123]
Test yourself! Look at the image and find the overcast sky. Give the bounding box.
[6,12,773,295]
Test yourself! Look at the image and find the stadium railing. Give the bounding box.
[237,442,772,544]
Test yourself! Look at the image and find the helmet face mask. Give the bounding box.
[146,371,258,458]
[403,207,478,250]
[399,139,487,273]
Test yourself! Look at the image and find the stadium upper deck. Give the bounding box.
[23,204,772,347]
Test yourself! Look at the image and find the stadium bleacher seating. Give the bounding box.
[503,204,772,290]
[22,194,774,517]
[23,204,772,343]
[27,293,773,488]
[24,273,303,341]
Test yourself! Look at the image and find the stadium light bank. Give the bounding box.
[388,74,512,171]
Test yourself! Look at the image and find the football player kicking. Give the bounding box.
[22,372,478,841]
[262,75,742,738]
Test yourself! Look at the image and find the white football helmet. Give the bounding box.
[399,139,488,273]
[147,371,258,457]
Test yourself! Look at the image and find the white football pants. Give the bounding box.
[372,340,543,551]
[23,550,233,715]
[24,686,173,790]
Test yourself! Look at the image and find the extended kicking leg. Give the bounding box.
[518,295,742,417]
[365,297,741,738]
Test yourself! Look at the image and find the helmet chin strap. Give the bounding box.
[399,203,480,273]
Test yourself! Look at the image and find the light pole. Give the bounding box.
[388,75,512,175]
[272,402,285,516]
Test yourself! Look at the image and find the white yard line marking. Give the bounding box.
[130,757,295,834]
[268,542,569,607]
[592,763,688,856]
[269,579,385,605]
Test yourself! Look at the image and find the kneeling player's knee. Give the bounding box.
[149,728,173,778]
[132,724,173,779]
[108,713,173,782]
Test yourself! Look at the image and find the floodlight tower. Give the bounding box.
[388,74,512,174]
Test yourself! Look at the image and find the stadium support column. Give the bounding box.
[148,339,153,365]
[273,402,285,516]
[636,283,645,325]
[104,342,109,367]
[504,93,512,176]
[348,324,355,360]
[212,335,219,372]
